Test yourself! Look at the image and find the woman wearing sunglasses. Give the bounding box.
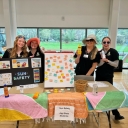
[96,37,124,120]
[27,37,45,82]
[2,35,28,58]
[74,35,100,76]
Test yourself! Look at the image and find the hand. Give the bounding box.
[76,50,81,57]
[30,55,34,58]
[41,47,45,53]
[100,52,106,59]
[102,58,109,62]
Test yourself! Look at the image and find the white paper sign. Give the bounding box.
[54,106,74,121]
[44,53,74,88]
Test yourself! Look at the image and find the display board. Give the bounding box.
[0,57,44,88]
[44,52,74,88]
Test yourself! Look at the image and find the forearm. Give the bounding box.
[86,62,97,75]
[86,67,96,76]
[75,56,80,64]
[98,59,105,67]
[108,60,119,68]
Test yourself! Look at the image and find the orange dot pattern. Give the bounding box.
[48,92,88,119]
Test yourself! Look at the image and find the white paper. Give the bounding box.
[0,73,12,86]
[54,106,74,121]
[88,82,108,88]
[16,84,38,90]
[44,53,74,88]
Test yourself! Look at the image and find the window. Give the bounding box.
[0,28,6,55]
[62,29,86,51]
[87,29,108,50]
[116,29,128,68]
[17,28,37,40]
[38,29,60,50]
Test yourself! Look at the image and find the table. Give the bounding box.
[1,82,121,128]
[0,84,48,128]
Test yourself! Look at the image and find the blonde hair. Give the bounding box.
[10,35,28,58]
[90,46,98,60]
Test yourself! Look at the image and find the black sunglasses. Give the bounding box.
[86,39,95,42]
[103,41,110,44]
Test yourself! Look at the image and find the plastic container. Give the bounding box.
[92,84,98,96]
[101,50,106,59]
[77,45,82,55]
[4,84,9,98]
[19,85,24,93]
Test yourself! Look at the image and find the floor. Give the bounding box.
[0,70,128,128]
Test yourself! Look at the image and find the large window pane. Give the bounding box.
[17,28,37,40]
[39,29,60,50]
[87,29,108,50]
[116,29,128,68]
[0,28,6,55]
[62,29,86,51]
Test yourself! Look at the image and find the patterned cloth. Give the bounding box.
[86,91,128,111]
[48,92,88,119]
[0,93,48,121]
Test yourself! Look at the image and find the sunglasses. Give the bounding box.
[86,39,95,42]
[103,41,110,44]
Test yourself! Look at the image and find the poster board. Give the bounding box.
[44,52,74,88]
[0,57,44,88]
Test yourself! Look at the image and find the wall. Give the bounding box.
[0,0,128,28]
[119,0,128,28]
[0,0,4,27]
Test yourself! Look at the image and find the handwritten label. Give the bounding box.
[13,72,30,80]
[54,106,74,121]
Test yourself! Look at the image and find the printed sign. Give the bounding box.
[31,58,41,68]
[33,69,40,83]
[54,106,74,121]
[0,61,10,69]
[12,59,28,68]
[0,73,12,86]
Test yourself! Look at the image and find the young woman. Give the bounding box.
[74,35,100,76]
[2,35,28,58]
[96,37,124,120]
[27,37,45,82]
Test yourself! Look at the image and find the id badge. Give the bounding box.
[83,54,88,58]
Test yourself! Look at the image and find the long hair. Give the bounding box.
[84,39,98,60]
[90,46,98,60]
[10,35,28,58]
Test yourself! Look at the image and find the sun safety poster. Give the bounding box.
[44,53,74,88]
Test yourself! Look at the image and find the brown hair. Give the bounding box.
[10,35,28,58]
[90,46,98,60]
[84,39,98,60]
[102,36,111,42]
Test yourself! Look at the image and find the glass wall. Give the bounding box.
[38,29,60,50]
[17,28,37,40]
[87,29,108,50]
[0,28,6,55]
[62,29,86,51]
[116,29,128,68]
[1,27,125,69]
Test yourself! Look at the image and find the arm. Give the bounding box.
[75,55,81,64]
[108,60,119,68]
[102,58,119,68]
[98,59,105,67]
[86,62,97,76]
